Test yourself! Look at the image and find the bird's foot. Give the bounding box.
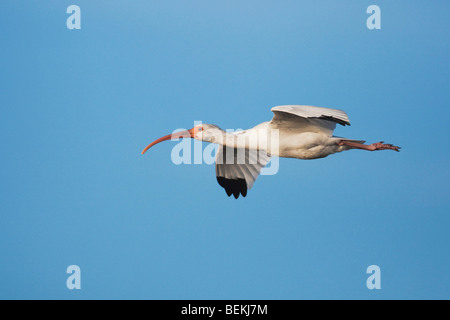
[370,141,401,152]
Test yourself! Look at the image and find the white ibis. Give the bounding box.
[142,105,400,198]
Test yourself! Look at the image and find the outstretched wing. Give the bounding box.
[215,145,271,199]
[270,105,350,136]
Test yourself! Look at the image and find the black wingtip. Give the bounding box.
[216,177,248,199]
[319,115,350,126]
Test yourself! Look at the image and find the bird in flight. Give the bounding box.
[141,105,400,198]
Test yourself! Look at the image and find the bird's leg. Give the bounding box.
[338,140,401,152]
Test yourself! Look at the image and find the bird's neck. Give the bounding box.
[220,129,266,151]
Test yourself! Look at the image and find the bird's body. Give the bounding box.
[142,105,400,198]
[276,132,347,160]
[214,123,349,159]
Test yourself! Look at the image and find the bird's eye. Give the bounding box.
[198,127,203,131]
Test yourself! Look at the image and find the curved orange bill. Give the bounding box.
[141,129,194,155]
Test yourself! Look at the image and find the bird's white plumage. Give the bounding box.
[271,105,350,126]
[215,145,270,189]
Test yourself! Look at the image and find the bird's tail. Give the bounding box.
[332,137,366,144]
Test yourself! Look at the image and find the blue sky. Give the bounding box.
[0,0,449,299]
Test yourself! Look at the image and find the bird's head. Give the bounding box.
[141,124,223,154]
